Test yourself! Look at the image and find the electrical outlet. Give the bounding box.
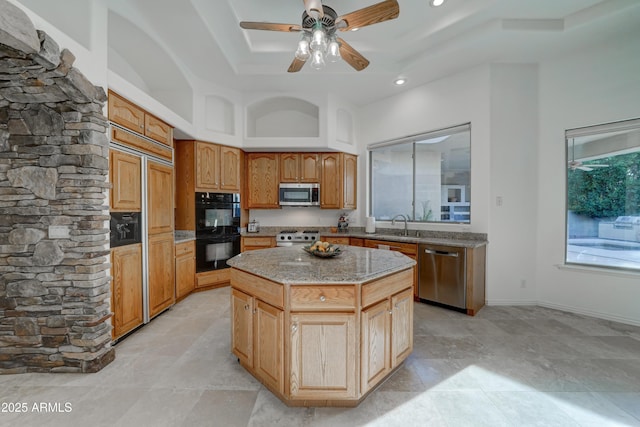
[496,196,503,207]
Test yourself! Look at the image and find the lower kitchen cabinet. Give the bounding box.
[175,241,195,300]
[365,239,418,298]
[241,236,276,252]
[361,286,413,394]
[320,236,350,245]
[290,312,357,400]
[231,288,284,394]
[195,268,230,290]
[110,243,143,339]
[148,232,175,318]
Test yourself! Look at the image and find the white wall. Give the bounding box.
[536,32,640,325]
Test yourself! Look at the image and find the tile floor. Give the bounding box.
[1,287,639,426]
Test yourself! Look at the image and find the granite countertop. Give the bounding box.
[227,246,415,285]
[174,230,196,244]
[240,227,487,248]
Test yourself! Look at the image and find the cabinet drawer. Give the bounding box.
[196,268,230,288]
[364,239,417,256]
[321,236,350,245]
[362,268,413,308]
[231,269,284,309]
[291,285,356,311]
[175,241,194,257]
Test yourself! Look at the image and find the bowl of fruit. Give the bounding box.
[303,241,342,258]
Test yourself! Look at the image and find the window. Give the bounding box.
[369,124,471,223]
[565,118,640,272]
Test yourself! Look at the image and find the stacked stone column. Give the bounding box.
[0,0,114,373]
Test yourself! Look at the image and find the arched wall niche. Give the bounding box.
[205,95,235,135]
[246,97,319,138]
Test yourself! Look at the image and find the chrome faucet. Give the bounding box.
[391,214,409,236]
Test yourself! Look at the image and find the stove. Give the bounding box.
[276,230,319,246]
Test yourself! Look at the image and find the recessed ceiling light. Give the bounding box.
[394,77,407,86]
[430,0,445,7]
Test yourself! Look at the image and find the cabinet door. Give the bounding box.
[220,146,241,191]
[144,114,172,146]
[241,236,276,252]
[195,142,220,190]
[148,232,175,318]
[300,153,320,183]
[231,289,253,367]
[290,312,356,399]
[320,153,341,209]
[279,153,299,183]
[391,288,414,367]
[254,300,284,394]
[175,241,195,300]
[246,153,279,208]
[108,91,145,134]
[110,150,141,212]
[111,244,143,339]
[343,154,357,209]
[147,161,174,235]
[361,299,391,392]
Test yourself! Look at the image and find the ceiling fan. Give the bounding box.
[568,138,609,171]
[239,0,400,72]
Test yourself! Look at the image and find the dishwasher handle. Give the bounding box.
[424,248,459,257]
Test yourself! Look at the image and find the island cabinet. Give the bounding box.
[110,243,143,339]
[228,246,415,407]
[364,239,418,298]
[279,153,320,183]
[175,241,195,300]
[245,153,279,209]
[108,90,173,146]
[320,153,357,209]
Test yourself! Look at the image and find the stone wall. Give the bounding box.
[0,0,114,373]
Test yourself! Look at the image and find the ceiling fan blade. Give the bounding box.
[288,57,307,73]
[240,22,302,32]
[579,166,593,171]
[337,0,399,31]
[337,38,370,71]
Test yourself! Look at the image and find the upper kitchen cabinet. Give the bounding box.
[109,149,141,212]
[147,161,174,235]
[175,140,242,230]
[245,153,279,209]
[108,90,173,146]
[280,153,320,183]
[320,153,357,209]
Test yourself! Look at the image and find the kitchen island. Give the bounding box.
[227,245,416,407]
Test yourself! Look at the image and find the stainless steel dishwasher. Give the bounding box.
[418,244,466,310]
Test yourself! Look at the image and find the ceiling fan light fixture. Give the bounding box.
[311,49,326,70]
[327,38,341,62]
[310,22,327,51]
[295,37,311,60]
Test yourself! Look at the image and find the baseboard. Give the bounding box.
[486,298,640,327]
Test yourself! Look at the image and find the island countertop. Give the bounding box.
[227,245,415,285]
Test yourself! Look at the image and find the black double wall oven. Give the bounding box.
[195,192,241,272]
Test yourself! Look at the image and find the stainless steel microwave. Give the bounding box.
[279,183,320,206]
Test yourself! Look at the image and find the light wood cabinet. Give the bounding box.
[365,239,418,297]
[110,243,143,339]
[290,312,357,399]
[241,236,276,252]
[195,269,230,290]
[174,141,241,231]
[320,153,357,209]
[109,149,141,212]
[147,161,174,235]
[231,288,284,394]
[108,90,172,146]
[175,241,195,300]
[245,153,279,209]
[148,232,175,318]
[320,236,350,246]
[280,153,320,183]
[195,142,219,190]
[360,284,413,394]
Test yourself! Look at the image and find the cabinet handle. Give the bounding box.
[244,304,250,311]
[291,324,298,333]
[389,310,393,315]
[319,295,326,302]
